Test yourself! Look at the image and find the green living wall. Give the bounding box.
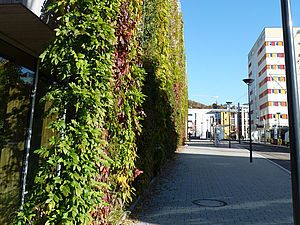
[135,0,188,194]
[12,0,187,224]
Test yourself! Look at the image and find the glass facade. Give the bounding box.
[0,58,34,220]
[0,56,51,224]
[0,2,54,223]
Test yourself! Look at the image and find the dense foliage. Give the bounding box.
[12,0,187,224]
[135,0,188,194]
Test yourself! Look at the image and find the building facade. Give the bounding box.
[188,104,249,141]
[248,27,300,142]
[209,104,249,140]
[188,108,215,139]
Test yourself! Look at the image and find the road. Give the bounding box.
[237,141,291,172]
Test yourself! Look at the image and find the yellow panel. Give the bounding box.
[41,101,57,148]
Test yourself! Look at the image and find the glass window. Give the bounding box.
[0,58,34,217]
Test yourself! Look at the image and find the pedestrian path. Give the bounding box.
[128,140,293,225]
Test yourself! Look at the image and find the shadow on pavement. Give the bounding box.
[129,143,293,225]
[186,139,229,148]
[240,141,290,154]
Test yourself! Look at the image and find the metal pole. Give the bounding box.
[226,102,232,148]
[248,84,253,163]
[206,119,209,139]
[228,108,231,148]
[210,116,212,141]
[264,118,266,144]
[278,113,281,145]
[238,103,241,144]
[281,0,300,223]
[20,60,40,207]
[194,113,197,138]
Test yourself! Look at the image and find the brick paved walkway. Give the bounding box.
[128,140,293,225]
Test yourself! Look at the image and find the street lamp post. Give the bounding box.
[243,78,254,163]
[263,117,267,144]
[210,116,213,141]
[277,112,281,145]
[281,0,300,223]
[206,119,209,139]
[194,113,197,138]
[256,116,260,142]
[201,122,203,139]
[226,101,232,148]
[238,103,242,144]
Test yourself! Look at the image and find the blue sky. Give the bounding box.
[181,0,300,106]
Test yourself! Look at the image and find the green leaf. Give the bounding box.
[60,184,70,197]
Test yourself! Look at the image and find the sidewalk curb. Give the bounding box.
[236,144,291,176]
[254,151,291,175]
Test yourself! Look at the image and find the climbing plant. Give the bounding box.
[135,0,187,194]
[107,0,145,204]
[12,0,144,224]
[12,0,186,224]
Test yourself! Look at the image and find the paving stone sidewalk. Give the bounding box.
[128,140,293,225]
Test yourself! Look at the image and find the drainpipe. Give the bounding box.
[20,60,40,208]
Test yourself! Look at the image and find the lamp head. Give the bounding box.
[243,78,254,85]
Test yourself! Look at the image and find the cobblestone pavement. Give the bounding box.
[128,140,293,225]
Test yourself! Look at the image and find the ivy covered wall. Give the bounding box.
[135,0,187,194]
[12,0,187,224]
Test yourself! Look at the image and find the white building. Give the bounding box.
[188,109,215,139]
[248,27,300,142]
[188,104,249,140]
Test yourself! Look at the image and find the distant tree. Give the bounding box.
[188,100,207,108]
